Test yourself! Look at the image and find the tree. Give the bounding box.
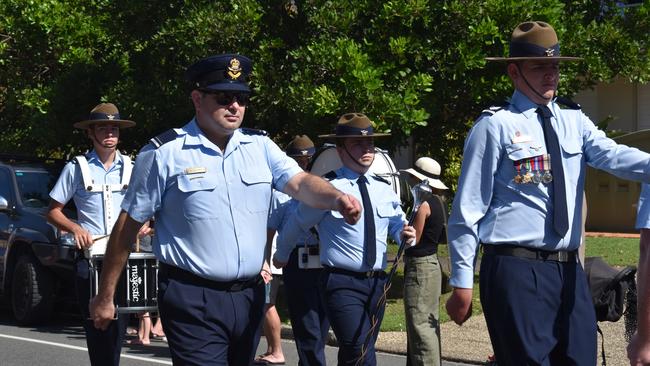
[1,0,649,188]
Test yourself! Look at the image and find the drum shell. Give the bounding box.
[90,252,158,313]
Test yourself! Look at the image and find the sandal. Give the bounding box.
[126,339,150,345]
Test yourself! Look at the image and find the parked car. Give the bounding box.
[0,154,77,324]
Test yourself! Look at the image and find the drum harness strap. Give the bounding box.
[75,153,132,235]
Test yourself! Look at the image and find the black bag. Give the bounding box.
[584,256,636,322]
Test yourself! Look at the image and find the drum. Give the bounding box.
[308,143,401,196]
[84,235,110,258]
[90,252,158,313]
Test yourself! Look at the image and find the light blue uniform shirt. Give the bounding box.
[122,119,302,282]
[268,190,318,249]
[276,166,406,272]
[449,90,650,289]
[636,184,650,229]
[49,150,127,235]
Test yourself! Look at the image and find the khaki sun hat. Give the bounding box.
[286,135,316,157]
[73,103,136,129]
[401,157,449,190]
[485,21,582,62]
[318,113,390,139]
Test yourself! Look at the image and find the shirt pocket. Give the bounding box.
[559,138,583,157]
[176,173,219,220]
[559,138,584,184]
[505,142,545,161]
[239,169,272,213]
[376,202,396,219]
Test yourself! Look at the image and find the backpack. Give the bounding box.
[584,256,636,322]
[585,256,637,366]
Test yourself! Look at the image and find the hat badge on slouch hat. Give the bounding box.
[73,103,136,130]
[485,21,582,62]
[185,54,252,92]
[286,135,315,157]
[318,113,390,139]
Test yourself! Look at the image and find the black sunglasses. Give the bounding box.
[201,90,250,106]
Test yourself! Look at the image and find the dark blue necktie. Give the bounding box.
[357,175,376,267]
[537,105,569,236]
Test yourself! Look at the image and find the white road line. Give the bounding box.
[0,334,172,364]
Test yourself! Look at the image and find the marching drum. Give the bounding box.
[90,252,158,313]
[308,143,401,196]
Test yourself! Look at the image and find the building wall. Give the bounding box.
[575,81,650,232]
[584,129,650,233]
[573,78,639,133]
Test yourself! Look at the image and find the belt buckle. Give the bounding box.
[364,271,373,278]
[558,251,568,262]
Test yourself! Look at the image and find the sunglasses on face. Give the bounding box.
[201,90,250,106]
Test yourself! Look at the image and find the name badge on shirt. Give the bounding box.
[511,132,533,144]
[184,167,207,175]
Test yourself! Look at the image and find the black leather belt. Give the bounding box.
[159,262,262,292]
[323,265,386,279]
[482,244,577,263]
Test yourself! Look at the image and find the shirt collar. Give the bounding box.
[510,89,543,120]
[338,166,372,186]
[86,149,124,169]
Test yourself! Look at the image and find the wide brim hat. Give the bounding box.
[485,21,582,62]
[73,103,135,129]
[185,54,252,92]
[286,135,316,157]
[318,113,390,139]
[400,157,448,190]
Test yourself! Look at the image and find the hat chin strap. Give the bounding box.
[516,63,555,103]
[342,145,374,172]
[89,132,117,150]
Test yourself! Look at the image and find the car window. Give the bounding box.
[14,170,53,208]
[0,168,12,202]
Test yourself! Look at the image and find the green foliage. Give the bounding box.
[1,0,650,177]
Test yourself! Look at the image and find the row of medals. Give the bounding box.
[514,154,553,184]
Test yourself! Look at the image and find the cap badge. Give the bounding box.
[107,114,116,120]
[545,48,555,57]
[300,150,308,155]
[360,130,368,136]
[227,58,242,80]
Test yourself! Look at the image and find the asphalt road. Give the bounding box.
[0,307,469,365]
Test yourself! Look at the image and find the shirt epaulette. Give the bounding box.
[555,96,581,110]
[150,129,179,149]
[370,174,390,185]
[240,127,268,136]
[323,170,338,180]
[480,101,510,116]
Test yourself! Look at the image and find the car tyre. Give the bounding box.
[11,255,55,325]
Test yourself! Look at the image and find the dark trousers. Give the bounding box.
[283,249,330,366]
[320,270,387,366]
[158,265,266,366]
[480,252,597,366]
[75,257,128,366]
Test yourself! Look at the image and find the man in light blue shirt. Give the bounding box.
[445,21,650,365]
[48,103,136,366]
[264,135,330,366]
[629,183,650,364]
[274,113,415,366]
[89,54,361,366]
